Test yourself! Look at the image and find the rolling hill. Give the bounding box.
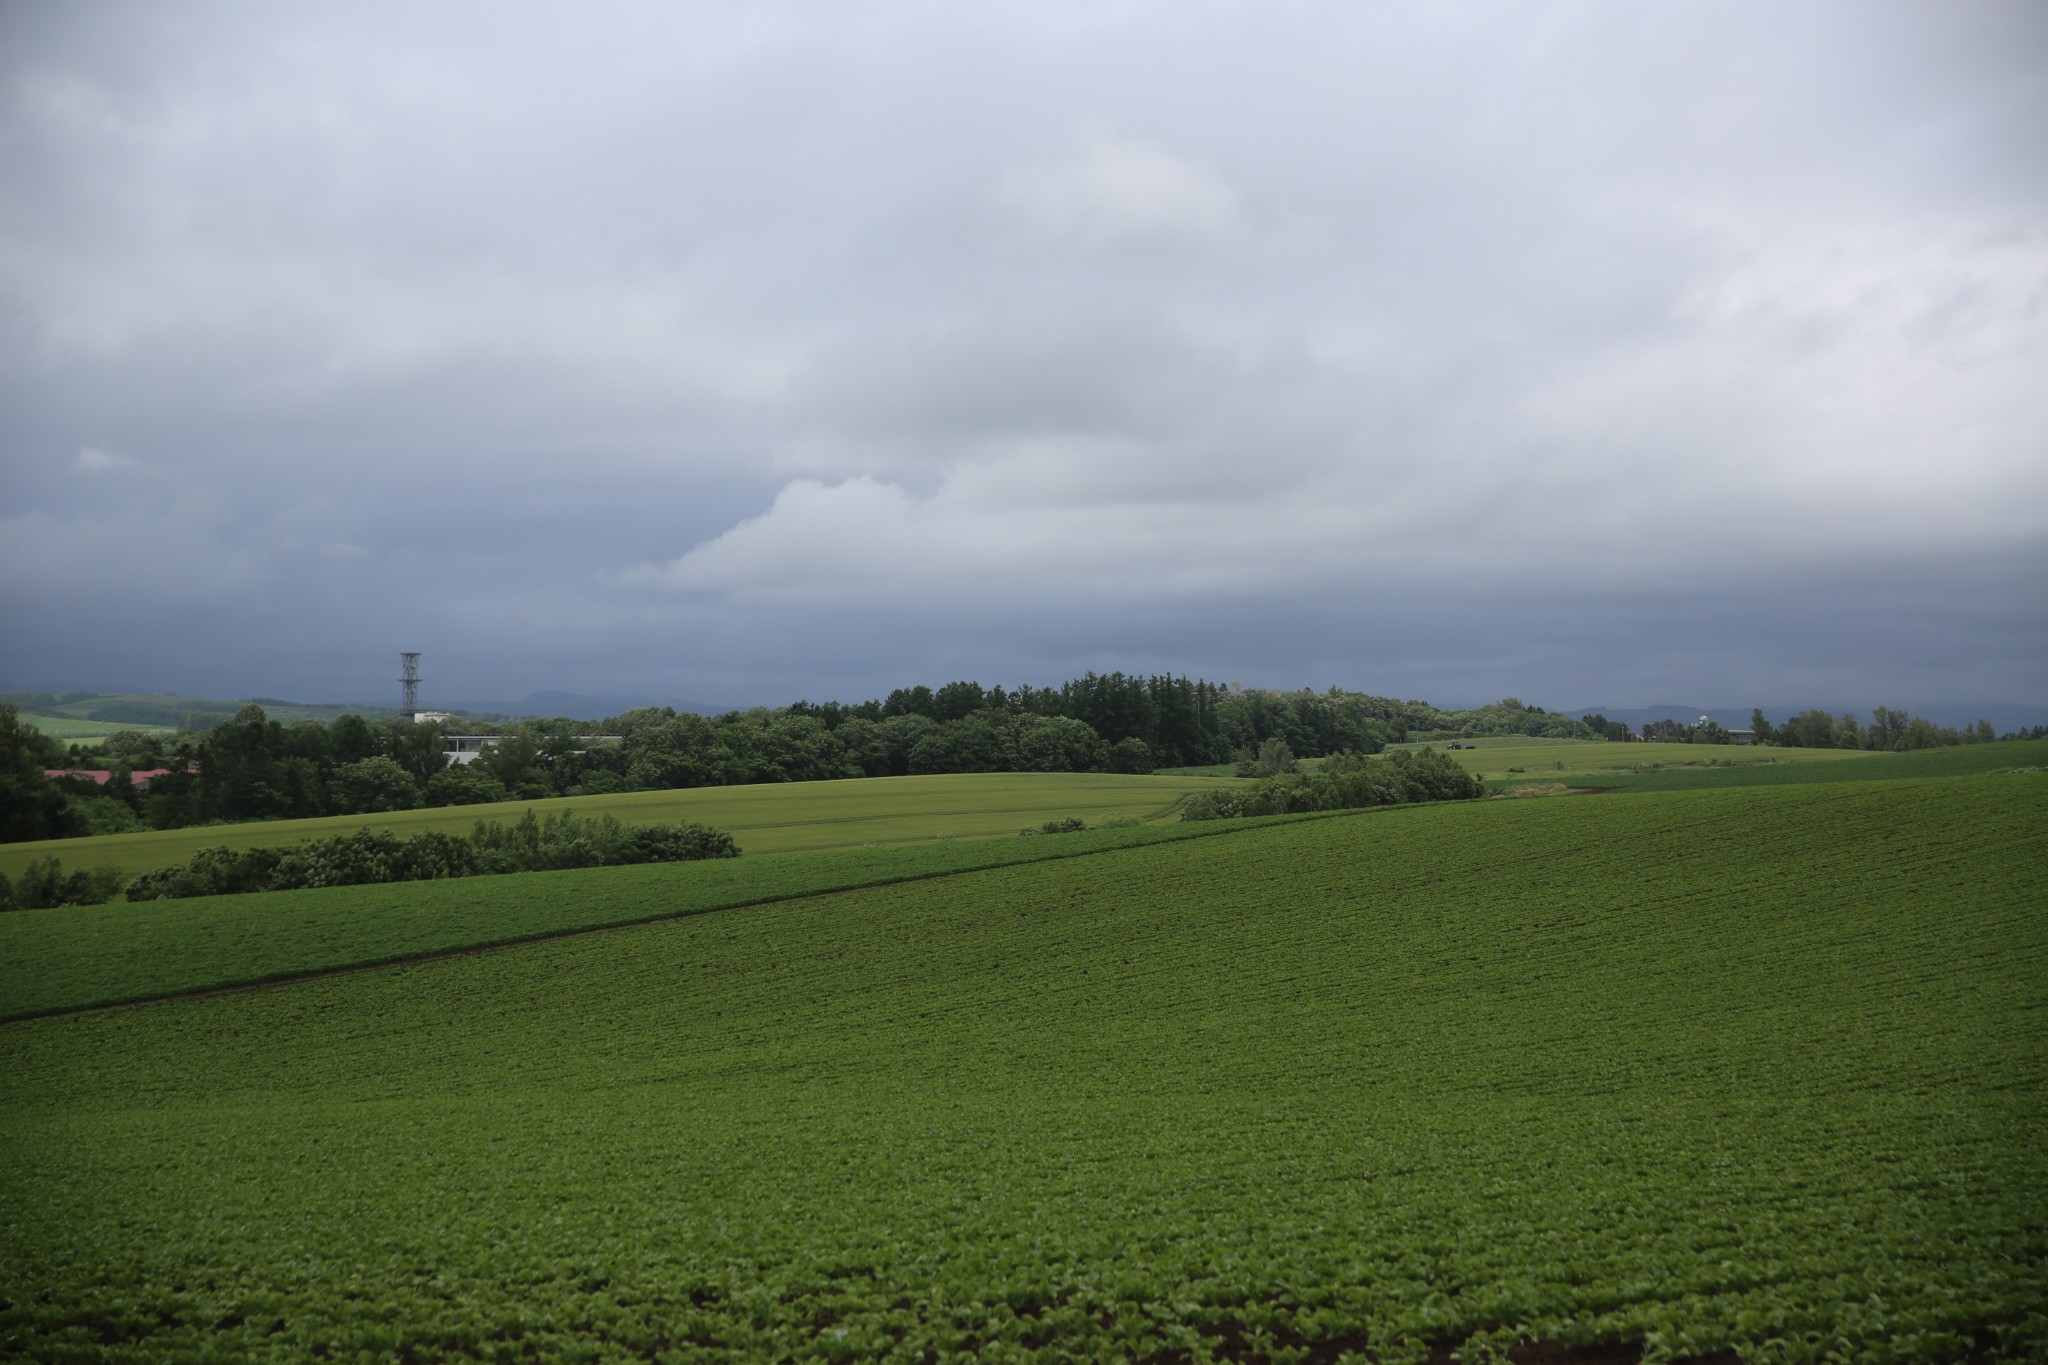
[3,771,2041,1361]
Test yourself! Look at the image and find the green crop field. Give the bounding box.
[0,771,1237,886]
[2,690,394,729]
[11,710,179,743]
[1543,736,2048,794]
[0,814,1319,1022]
[3,773,2043,1362]
[1389,738,1877,781]
[1389,734,1593,749]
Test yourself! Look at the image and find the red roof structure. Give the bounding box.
[44,768,174,791]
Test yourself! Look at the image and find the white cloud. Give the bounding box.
[5,2,2045,703]
[999,127,1242,245]
[73,445,138,474]
[625,471,1286,606]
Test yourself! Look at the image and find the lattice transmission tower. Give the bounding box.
[399,652,422,716]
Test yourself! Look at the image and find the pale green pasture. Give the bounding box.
[16,712,176,742]
[1390,734,1591,749]
[0,771,1237,883]
[12,691,378,726]
[1400,739,1880,779]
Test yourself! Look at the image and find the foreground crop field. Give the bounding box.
[3,773,2043,1362]
[0,771,1232,885]
[0,815,1308,1021]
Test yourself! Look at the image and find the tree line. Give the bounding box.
[0,809,735,912]
[5,682,2027,845]
[122,810,736,902]
[1180,747,1486,820]
[2,683,1600,843]
[1590,707,2009,749]
[1748,707,2002,751]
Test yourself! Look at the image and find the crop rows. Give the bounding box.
[2,774,2044,1361]
[1554,736,2048,794]
[0,811,1325,1021]
[1398,738,1877,778]
[0,770,1238,885]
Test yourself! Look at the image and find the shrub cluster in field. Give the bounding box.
[1182,746,1483,820]
[1019,814,1140,835]
[123,809,737,901]
[0,856,123,911]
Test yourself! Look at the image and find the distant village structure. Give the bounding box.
[40,767,174,790]
[1706,715,1757,745]
[399,652,423,720]
[398,652,617,764]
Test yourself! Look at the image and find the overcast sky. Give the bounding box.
[3,1,2044,713]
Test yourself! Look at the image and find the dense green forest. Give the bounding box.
[0,673,2023,845]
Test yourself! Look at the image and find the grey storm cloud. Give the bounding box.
[2,0,2044,711]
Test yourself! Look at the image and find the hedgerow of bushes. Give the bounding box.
[1181,747,1484,820]
[123,810,738,902]
[0,857,125,912]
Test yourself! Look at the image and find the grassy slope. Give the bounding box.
[0,814,1320,1022]
[1401,737,1876,778]
[13,711,178,743]
[1389,734,1591,748]
[8,691,387,726]
[1556,734,2048,793]
[11,744,2042,1019]
[0,771,1236,884]
[2,773,2043,1361]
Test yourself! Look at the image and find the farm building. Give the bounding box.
[43,768,175,790]
[437,734,623,765]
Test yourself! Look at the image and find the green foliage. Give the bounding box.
[272,829,410,890]
[1025,717,1113,773]
[79,699,209,726]
[1,817,1265,1019]
[1190,746,1482,820]
[1104,734,1154,774]
[1,775,2041,1361]
[24,687,2023,846]
[907,713,1007,774]
[471,725,548,791]
[124,813,739,903]
[68,793,146,835]
[1234,736,1298,777]
[1564,736,2048,795]
[0,702,82,843]
[2,772,1224,886]
[1690,718,1732,744]
[423,764,510,806]
[0,854,123,911]
[326,755,421,815]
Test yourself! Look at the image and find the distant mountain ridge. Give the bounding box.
[5,687,735,725]
[436,691,736,721]
[13,684,2041,733]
